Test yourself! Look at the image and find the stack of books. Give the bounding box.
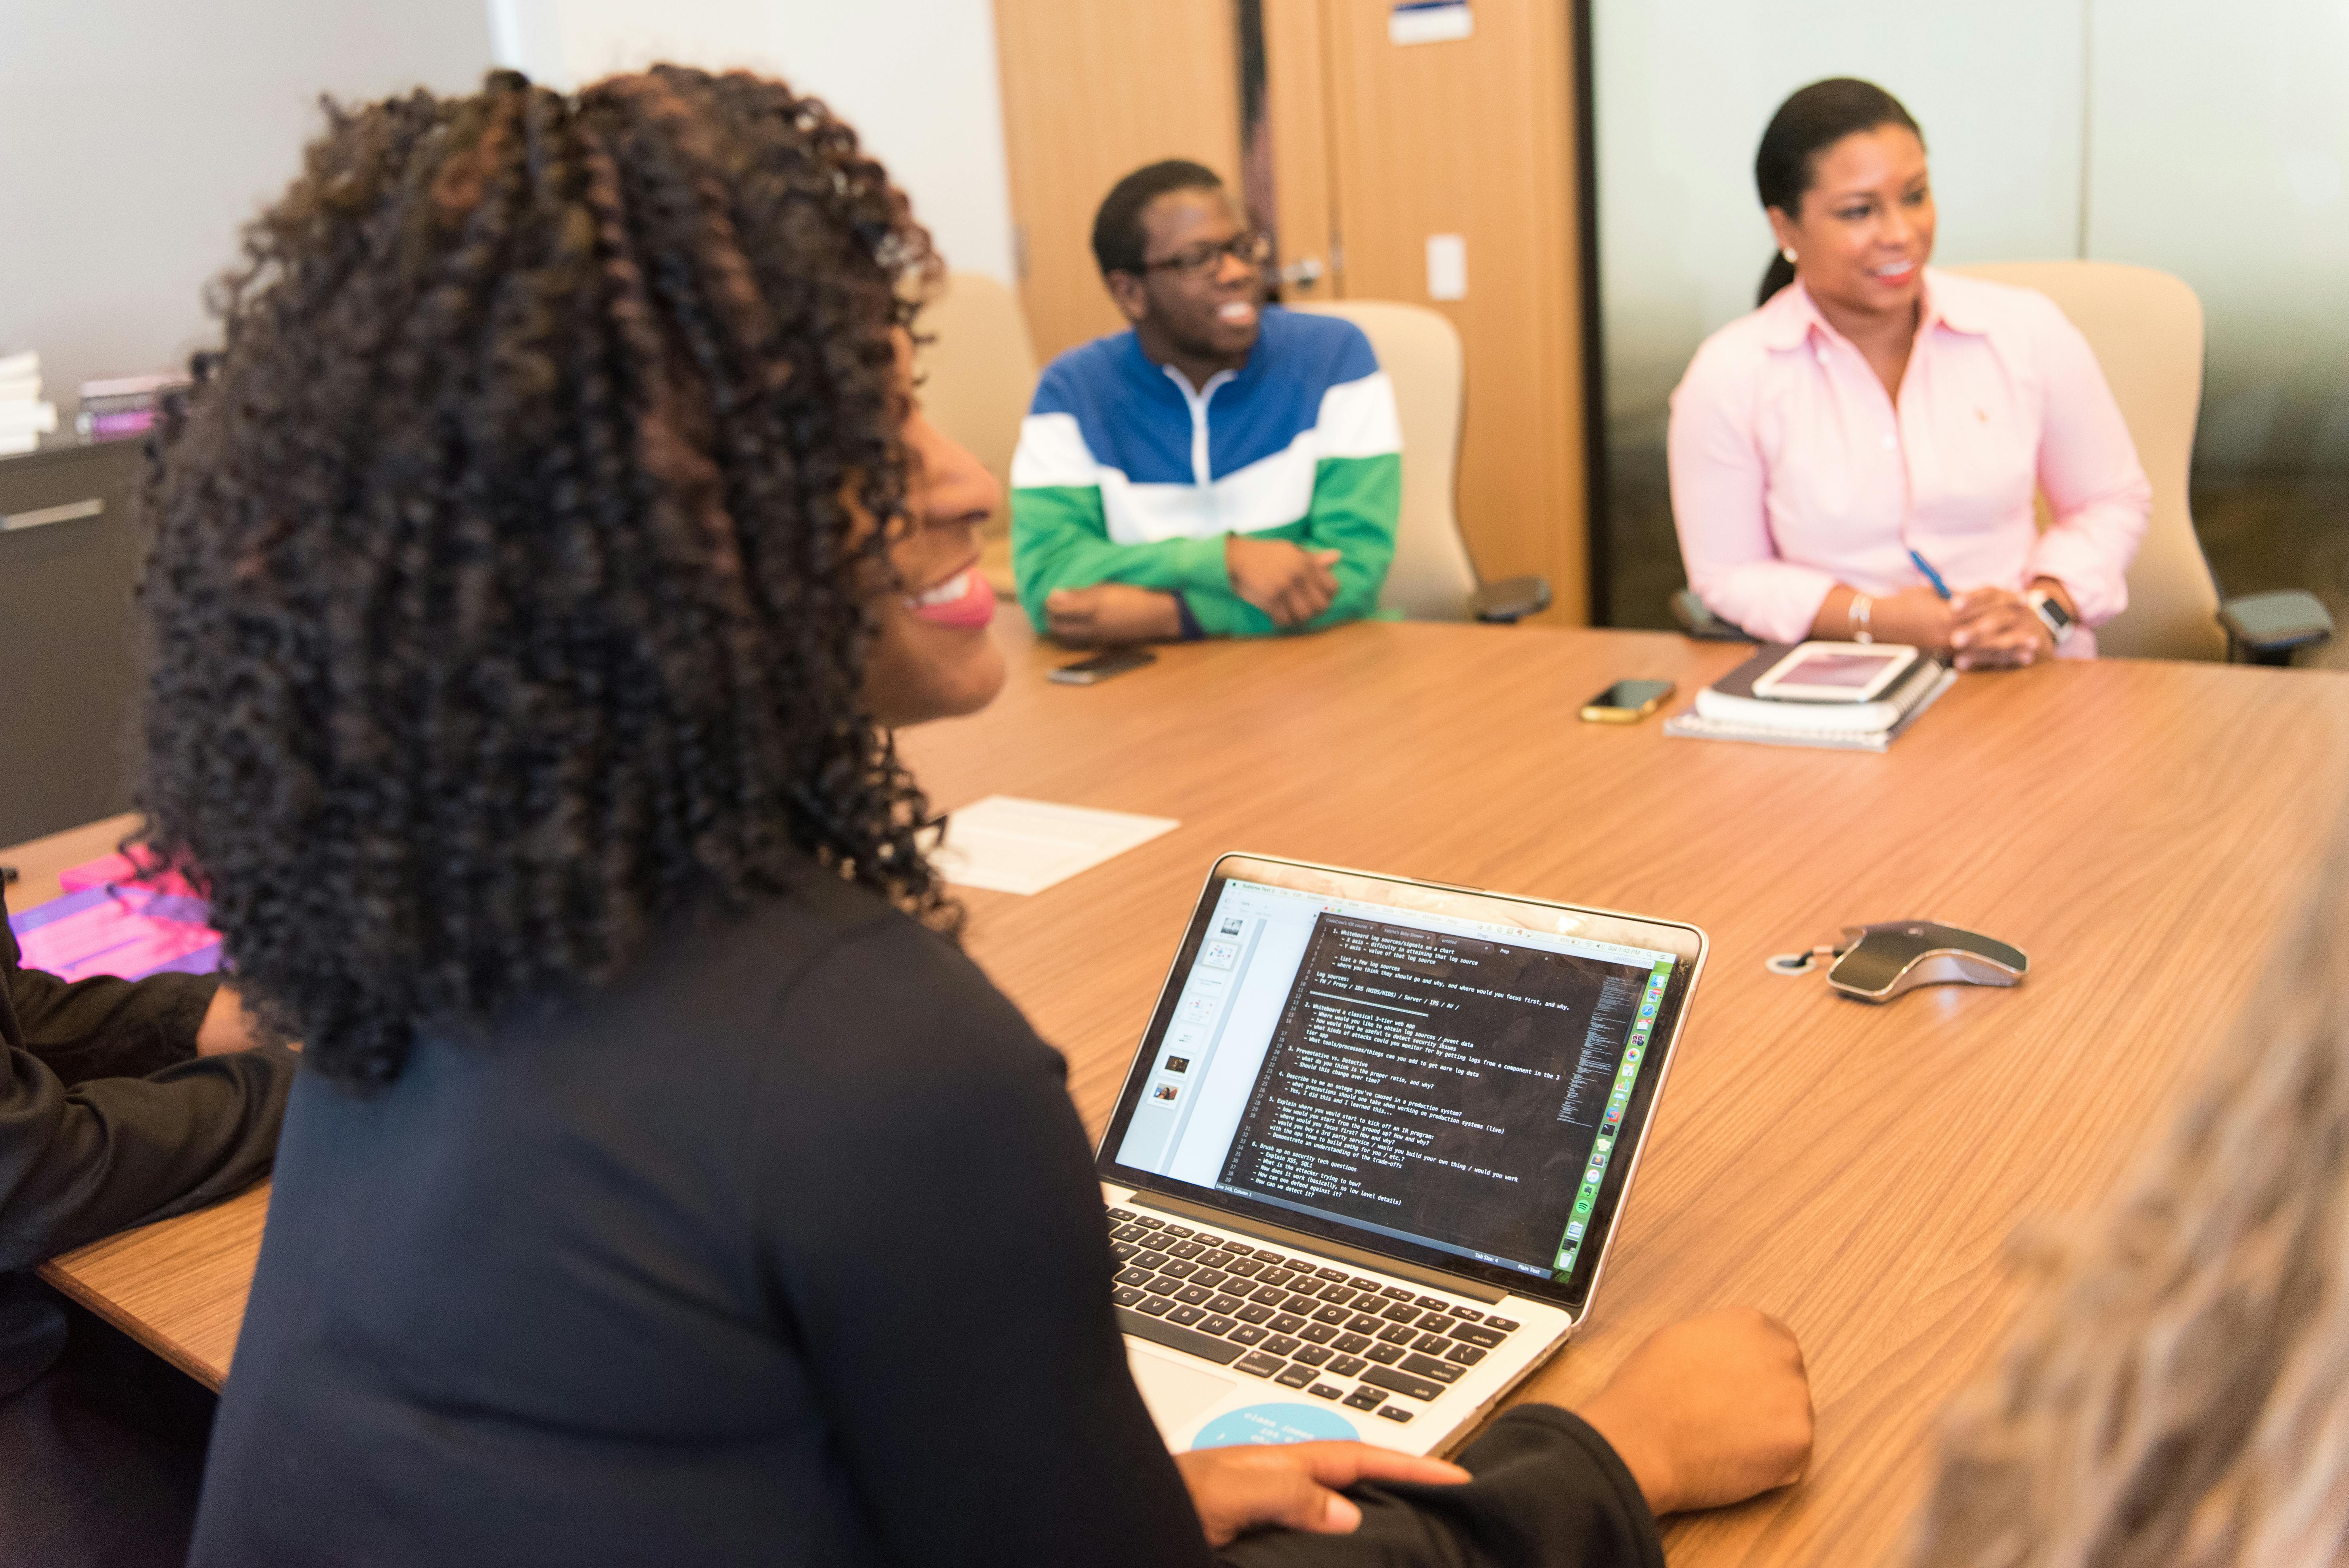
[75,371,188,443]
[0,351,58,457]
[1664,643,1955,752]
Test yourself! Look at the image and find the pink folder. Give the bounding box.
[8,883,223,982]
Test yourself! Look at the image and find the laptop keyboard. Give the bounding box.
[1107,1207,1521,1424]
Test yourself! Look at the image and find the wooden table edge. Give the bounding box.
[35,1181,267,1393]
[37,1260,230,1391]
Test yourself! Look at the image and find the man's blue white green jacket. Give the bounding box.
[1009,307,1403,637]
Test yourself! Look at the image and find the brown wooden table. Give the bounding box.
[16,614,2349,1565]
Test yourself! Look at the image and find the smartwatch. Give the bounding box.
[2027,587,2075,644]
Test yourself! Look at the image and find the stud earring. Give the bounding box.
[1782,247,1797,264]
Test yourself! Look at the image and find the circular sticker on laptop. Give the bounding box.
[1193,1402,1358,1449]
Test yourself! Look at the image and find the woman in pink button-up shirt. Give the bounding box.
[1668,79,2150,666]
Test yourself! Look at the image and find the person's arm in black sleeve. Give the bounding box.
[754,918,1214,1568]
[8,967,222,1084]
[0,1044,297,1272]
[0,887,293,1269]
[1218,1405,1666,1568]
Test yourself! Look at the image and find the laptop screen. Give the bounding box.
[1098,857,1704,1312]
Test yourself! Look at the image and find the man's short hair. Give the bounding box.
[1091,160,1225,277]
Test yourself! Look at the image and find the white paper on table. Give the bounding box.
[928,796,1180,896]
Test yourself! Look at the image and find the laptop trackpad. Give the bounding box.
[1127,1344,1235,1433]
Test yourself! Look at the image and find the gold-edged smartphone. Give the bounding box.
[1579,678,1675,724]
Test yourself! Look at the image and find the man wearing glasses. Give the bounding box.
[1011,161,1401,645]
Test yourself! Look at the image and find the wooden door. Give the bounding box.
[1257,0,1339,305]
[1313,0,1589,622]
[992,0,1245,361]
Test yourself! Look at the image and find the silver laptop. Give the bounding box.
[1097,854,1706,1457]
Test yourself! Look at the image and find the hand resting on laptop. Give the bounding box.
[1178,1305,1812,1544]
[1176,1443,1470,1547]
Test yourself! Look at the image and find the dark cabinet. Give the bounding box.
[0,441,149,846]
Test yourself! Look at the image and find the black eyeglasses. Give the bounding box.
[1142,232,1273,278]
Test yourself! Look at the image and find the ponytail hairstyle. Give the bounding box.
[1753,78,1922,307]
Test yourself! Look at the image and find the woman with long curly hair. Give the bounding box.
[144,69,1808,1565]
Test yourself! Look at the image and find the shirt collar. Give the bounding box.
[1161,363,1236,405]
[1756,279,1828,352]
[1759,269,1985,353]
[1917,271,1989,336]
[1122,305,1276,395]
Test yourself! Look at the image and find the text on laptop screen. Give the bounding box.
[1113,879,1676,1282]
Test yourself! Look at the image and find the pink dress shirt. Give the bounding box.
[1667,270,2151,653]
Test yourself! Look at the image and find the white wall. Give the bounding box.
[0,0,1011,424]
[0,0,493,416]
[488,0,1018,283]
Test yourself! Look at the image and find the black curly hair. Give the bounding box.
[1090,159,1224,276]
[136,66,955,1089]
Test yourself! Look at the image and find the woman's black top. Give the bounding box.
[191,872,1662,1567]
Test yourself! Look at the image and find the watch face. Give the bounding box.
[2034,592,2075,633]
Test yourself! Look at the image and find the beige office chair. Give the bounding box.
[1292,300,1548,622]
[1958,261,2330,662]
[1955,261,2230,659]
[914,272,1039,596]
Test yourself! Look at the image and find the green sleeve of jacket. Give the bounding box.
[1008,485,1231,633]
[1301,450,1401,626]
[1176,452,1403,639]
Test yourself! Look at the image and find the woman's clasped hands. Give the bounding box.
[1947,582,2068,670]
[1853,582,2069,670]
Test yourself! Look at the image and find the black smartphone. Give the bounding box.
[1048,649,1158,685]
[1579,678,1675,723]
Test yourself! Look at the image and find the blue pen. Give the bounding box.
[1908,547,1953,601]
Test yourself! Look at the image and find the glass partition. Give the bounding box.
[2086,0,2349,661]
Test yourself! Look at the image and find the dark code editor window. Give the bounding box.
[1215,914,1645,1267]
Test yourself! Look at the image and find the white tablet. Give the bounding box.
[1748,641,1921,703]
